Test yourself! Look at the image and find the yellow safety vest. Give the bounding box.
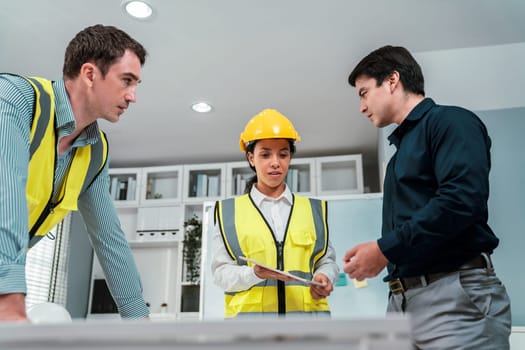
[215,194,330,318]
[23,76,108,247]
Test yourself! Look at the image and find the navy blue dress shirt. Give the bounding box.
[378,98,499,280]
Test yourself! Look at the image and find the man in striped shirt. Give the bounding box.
[0,25,149,321]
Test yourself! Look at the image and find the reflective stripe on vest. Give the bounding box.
[23,76,108,247]
[216,194,330,318]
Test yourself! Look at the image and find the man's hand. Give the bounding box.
[0,293,28,322]
[342,241,388,281]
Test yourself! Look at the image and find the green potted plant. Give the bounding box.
[182,215,202,312]
[183,215,202,283]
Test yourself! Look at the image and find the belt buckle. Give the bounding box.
[388,278,405,294]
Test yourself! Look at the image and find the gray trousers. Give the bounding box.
[387,267,511,350]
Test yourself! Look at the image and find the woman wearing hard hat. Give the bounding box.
[212,109,339,318]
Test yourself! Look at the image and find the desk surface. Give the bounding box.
[0,317,411,350]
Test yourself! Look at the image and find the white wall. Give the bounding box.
[511,327,525,349]
[416,43,525,111]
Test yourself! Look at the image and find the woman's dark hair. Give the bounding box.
[243,139,296,194]
[348,45,425,96]
[63,24,147,79]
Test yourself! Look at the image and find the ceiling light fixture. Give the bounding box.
[191,102,213,113]
[122,0,153,19]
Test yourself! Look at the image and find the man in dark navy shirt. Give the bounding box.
[342,45,511,349]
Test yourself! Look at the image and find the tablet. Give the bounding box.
[238,256,326,287]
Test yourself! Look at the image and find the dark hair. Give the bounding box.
[348,45,425,96]
[243,139,296,194]
[63,24,147,79]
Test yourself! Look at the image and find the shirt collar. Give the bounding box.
[388,97,435,148]
[52,79,101,146]
[249,184,293,206]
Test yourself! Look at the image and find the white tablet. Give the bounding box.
[238,256,326,287]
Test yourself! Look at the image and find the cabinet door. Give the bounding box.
[140,165,183,205]
[315,154,364,197]
[109,168,141,208]
[132,244,180,317]
[135,206,183,242]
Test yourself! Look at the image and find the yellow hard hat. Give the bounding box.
[239,109,301,152]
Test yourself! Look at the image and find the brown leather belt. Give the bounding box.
[388,255,490,295]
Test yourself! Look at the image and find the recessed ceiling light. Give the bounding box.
[122,0,153,19]
[191,102,213,113]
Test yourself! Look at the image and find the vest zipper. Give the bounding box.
[277,241,284,270]
[29,200,55,239]
[276,241,286,315]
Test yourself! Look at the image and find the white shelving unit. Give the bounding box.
[89,166,188,320]
[87,242,182,318]
[88,153,364,320]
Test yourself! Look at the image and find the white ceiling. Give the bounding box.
[2,0,525,182]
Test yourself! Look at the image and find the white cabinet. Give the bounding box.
[140,165,183,205]
[128,242,180,316]
[226,161,253,196]
[136,206,183,242]
[109,167,142,207]
[91,153,363,320]
[90,166,193,321]
[108,167,185,244]
[287,157,316,196]
[108,168,141,243]
[183,163,226,202]
[315,154,364,198]
[87,242,181,320]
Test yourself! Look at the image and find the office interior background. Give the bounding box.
[1,0,524,346]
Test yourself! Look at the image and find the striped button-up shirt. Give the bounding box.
[0,74,148,318]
